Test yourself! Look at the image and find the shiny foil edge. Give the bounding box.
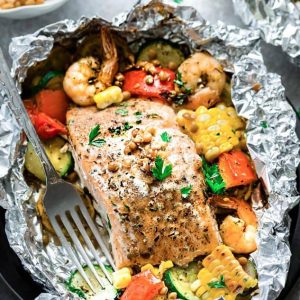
[0,1,298,299]
[232,0,300,67]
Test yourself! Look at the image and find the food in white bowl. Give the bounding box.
[0,0,69,19]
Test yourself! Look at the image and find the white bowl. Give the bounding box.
[0,0,69,19]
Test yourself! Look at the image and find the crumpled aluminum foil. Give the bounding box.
[232,0,300,67]
[0,1,298,299]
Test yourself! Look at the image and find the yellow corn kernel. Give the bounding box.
[205,146,220,161]
[219,142,233,153]
[177,103,245,161]
[94,86,123,109]
[196,286,207,297]
[191,279,201,292]
[112,267,132,289]
[141,264,159,277]
[158,260,174,276]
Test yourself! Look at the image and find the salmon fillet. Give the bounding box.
[67,99,220,268]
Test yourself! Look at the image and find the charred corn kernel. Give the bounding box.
[94,86,123,109]
[112,267,132,289]
[158,260,174,277]
[177,104,245,161]
[141,264,159,277]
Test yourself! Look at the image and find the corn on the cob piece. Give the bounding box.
[202,245,257,291]
[177,103,245,161]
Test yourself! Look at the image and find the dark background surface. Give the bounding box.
[0,0,300,299]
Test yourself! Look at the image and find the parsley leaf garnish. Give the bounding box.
[90,139,106,147]
[208,275,226,289]
[89,125,106,147]
[89,124,100,143]
[134,111,143,118]
[115,108,128,116]
[202,157,225,194]
[260,121,268,128]
[161,131,171,142]
[152,156,172,181]
[124,122,133,131]
[174,72,192,95]
[173,0,183,3]
[181,184,192,199]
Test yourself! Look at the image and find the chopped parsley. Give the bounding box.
[173,0,183,2]
[174,72,192,94]
[181,184,192,199]
[115,108,128,116]
[260,121,268,128]
[161,131,172,142]
[88,124,106,147]
[202,157,225,194]
[124,122,133,131]
[134,111,143,118]
[152,156,172,181]
[109,122,133,135]
[208,275,226,289]
[173,93,188,106]
[118,101,132,107]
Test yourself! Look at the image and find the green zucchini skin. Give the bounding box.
[25,137,73,182]
[66,265,118,300]
[137,39,185,69]
[163,262,201,300]
[31,70,64,95]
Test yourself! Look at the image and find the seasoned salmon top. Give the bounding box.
[67,99,220,268]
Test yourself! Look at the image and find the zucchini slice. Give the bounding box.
[163,262,201,300]
[25,136,73,182]
[243,260,257,279]
[237,260,258,299]
[66,265,118,300]
[137,40,185,69]
[31,70,64,95]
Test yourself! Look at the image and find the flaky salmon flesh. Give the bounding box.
[67,99,220,268]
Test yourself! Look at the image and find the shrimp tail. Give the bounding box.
[98,27,119,86]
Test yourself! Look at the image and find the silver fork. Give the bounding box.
[0,49,115,293]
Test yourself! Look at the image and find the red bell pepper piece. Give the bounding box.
[36,89,69,124]
[24,99,67,140]
[120,270,164,300]
[218,150,257,189]
[123,67,175,100]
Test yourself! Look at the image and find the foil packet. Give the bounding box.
[232,0,300,67]
[0,1,299,299]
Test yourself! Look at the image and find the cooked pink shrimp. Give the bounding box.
[177,52,226,110]
[63,27,118,106]
[210,196,257,254]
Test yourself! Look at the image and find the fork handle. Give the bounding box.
[0,48,61,184]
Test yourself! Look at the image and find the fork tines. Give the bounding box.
[50,201,115,292]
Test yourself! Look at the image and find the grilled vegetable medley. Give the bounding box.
[22,27,264,300]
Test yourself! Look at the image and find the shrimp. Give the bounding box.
[177,52,226,110]
[210,196,257,254]
[63,27,118,106]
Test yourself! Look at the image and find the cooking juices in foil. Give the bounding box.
[0,1,299,299]
[232,0,300,67]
